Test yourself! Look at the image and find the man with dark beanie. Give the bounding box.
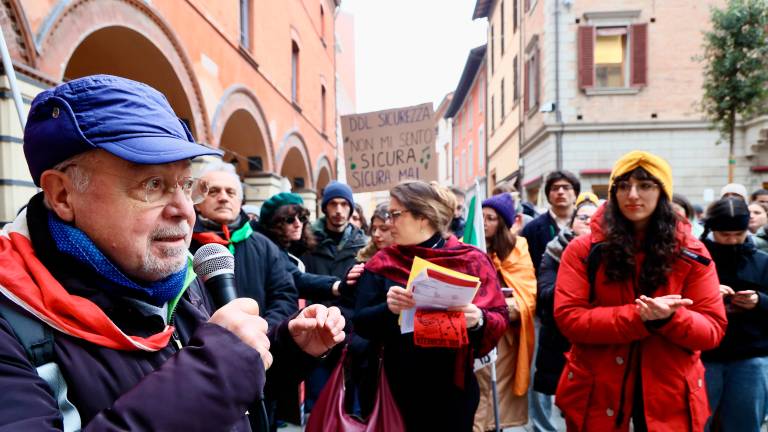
[301,181,366,412]
[302,181,366,282]
[701,197,768,431]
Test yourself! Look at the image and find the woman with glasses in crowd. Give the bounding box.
[256,192,353,302]
[554,151,727,431]
[473,193,537,431]
[532,193,598,400]
[353,180,508,431]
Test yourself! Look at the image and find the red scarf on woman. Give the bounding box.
[365,236,508,386]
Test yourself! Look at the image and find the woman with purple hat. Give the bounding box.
[473,193,538,430]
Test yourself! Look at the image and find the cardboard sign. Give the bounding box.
[341,103,438,193]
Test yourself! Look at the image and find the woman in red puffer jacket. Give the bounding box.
[554,151,727,431]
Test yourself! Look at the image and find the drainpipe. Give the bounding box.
[554,0,563,170]
[0,27,25,130]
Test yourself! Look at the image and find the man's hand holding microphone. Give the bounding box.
[195,244,345,369]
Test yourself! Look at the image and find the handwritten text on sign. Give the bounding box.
[341,103,438,193]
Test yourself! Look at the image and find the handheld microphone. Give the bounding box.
[193,243,237,309]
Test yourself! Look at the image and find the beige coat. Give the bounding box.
[473,238,537,432]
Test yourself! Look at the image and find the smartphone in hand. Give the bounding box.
[501,287,514,297]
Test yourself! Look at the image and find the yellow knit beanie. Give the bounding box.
[609,151,673,199]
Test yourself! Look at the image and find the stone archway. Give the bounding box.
[277,132,313,190]
[212,85,274,176]
[35,0,209,141]
[315,155,333,195]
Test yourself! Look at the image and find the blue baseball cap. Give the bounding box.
[24,74,222,186]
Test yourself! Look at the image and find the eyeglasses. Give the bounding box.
[614,181,659,196]
[550,184,574,192]
[280,214,309,225]
[389,209,410,221]
[575,214,591,222]
[63,164,208,205]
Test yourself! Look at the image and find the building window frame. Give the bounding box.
[291,41,300,104]
[239,0,252,49]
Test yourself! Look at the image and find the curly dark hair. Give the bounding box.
[601,168,681,295]
[257,204,317,252]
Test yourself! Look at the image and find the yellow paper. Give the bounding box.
[399,256,481,324]
[406,256,480,292]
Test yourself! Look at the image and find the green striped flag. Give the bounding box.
[462,181,486,253]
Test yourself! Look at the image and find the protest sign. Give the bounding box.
[341,103,438,193]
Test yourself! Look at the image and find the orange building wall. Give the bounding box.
[13,0,338,190]
[453,68,487,191]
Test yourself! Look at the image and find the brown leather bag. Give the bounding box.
[305,348,405,432]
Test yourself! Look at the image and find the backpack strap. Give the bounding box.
[0,300,54,367]
[680,248,711,266]
[0,300,82,431]
[586,242,604,304]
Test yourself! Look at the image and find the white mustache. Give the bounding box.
[151,221,190,240]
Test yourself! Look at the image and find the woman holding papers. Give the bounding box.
[473,193,537,431]
[353,180,507,431]
[553,151,727,431]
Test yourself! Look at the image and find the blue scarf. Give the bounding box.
[48,213,187,306]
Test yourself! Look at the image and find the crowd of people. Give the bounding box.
[0,75,766,432]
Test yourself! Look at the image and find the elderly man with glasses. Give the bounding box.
[191,161,298,331]
[0,75,344,431]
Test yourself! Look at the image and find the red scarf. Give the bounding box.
[365,236,508,387]
[0,212,175,351]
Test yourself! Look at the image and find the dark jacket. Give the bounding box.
[302,218,367,282]
[353,271,483,432]
[533,229,574,395]
[352,235,508,432]
[253,225,339,302]
[191,214,298,330]
[520,211,560,276]
[0,196,315,431]
[703,237,768,362]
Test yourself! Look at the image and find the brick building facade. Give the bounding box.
[0,0,342,222]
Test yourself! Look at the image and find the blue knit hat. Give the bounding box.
[482,193,516,228]
[321,181,354,215]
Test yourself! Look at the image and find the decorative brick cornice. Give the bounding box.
[1,0,36,67]
[35,0,211,142]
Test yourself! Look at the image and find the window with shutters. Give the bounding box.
[478,126,485,170]
[291,41,300,103]
[513,0,518,33]
[595,27,627,88]
[321,85,327,133]
[500,0,505,56]
[513,56,519,101]
[454,158,459,183]
[525,47,539,113]
[490,25,495,73]
[578,22,648,93]
[469,141,474,178]
[500,79,505,120]
[491,95,495,132]
[240,0,252,49]
[468,97,473,130]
